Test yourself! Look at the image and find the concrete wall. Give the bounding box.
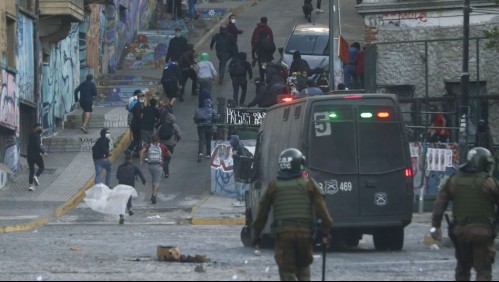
[365,8,499,142]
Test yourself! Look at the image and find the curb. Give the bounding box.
[0,129,131,233]
[0,216,50,233]
[191,217,245,225]
[193,0,261,53]
[53,129,131,218]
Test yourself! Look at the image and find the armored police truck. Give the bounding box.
[241,94,413,251]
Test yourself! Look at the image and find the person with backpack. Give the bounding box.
[157,113,182,178]
[210,25,236,85]
[125,91,145,157]
[161,56,183,106]
[251,17,274,52]
[140,135,171,205]
[194,99,220,162]
[252,31,276,82]
[92,128,113,186]
[140,98,159,147]
[116,152,147,224]
[229,52,253,107]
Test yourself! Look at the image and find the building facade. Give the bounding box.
[0,0,155,184]
[357,0,499,142]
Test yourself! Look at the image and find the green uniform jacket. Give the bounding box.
[252,176,333,236]
[432,171,499,228]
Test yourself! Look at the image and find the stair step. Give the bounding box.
[42,128,129,153]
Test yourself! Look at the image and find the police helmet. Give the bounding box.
[466,147,495,174]
[279,148,306,173]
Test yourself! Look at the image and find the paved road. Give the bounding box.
[1,222,495,281]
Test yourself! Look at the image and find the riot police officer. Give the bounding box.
[252,148,333,281]
[431,147,499,281]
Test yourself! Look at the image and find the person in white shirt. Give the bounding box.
[196,53,218,93]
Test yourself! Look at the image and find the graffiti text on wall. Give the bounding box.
[368,11,428,27]
[40,23,80,134]
[225,108,266,125]
[17,13,35,103]
[0,70,19,132]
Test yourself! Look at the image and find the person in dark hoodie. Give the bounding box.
[115,152,147,224]
[27,123,48,191]
[194,99,220,162]
[210,25,236,84]
[475,119,494,151]
[289,51,311,76]
[198,85,212,109]
[230,135,253,207]
[248,77,270,108]
[126,91,145,157]
[252,31,276,82]
[178,44,198,101]
[229,52,253,107]
[92,128,113,186]
[165,27,187,62]
[157,113,182,178]
[252,148,333,281]
[161,56,183,106]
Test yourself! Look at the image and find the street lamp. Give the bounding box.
[328,0,335,91]
[459,0,471,164]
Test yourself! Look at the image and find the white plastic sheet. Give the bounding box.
[84,184,138,215]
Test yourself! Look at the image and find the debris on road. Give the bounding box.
[157,246,208,263]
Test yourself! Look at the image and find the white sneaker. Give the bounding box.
[28,185,35,191]
[33,176,39,186]
[232,201,244,207]
[316,8,324,13]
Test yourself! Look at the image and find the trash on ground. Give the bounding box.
[147,215,161,219]
[430,244,440,251]
[265,267,270,273]
[36,276,43,281]
[69,247,79,252]
[157,245,208,263]
[253,249,261,256]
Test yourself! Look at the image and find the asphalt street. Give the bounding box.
[0,222,496,281]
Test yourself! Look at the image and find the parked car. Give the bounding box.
[282,23,330,71]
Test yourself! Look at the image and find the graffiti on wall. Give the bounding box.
[2,135,19,175]
[17,13,35,103]
[368,11,428,27]
[103,0,152,73]
[0,70,19,132]
[40,23,80,134]
[210,140,255,198]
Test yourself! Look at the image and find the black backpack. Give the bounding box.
[229,59,246,76]
[259,37,276,54]
[158,122,175,140]
[116,163,135,185]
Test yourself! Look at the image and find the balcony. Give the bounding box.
[357,0,494,14]
[39,0,85,22]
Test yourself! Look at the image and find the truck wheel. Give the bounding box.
[373,227,404,251]
[345,236,361,248]
[240,226,252,247]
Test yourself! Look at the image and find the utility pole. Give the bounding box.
[459,0,471,164]
[328,0,335,91]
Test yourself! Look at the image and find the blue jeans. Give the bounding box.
[235,181,246,202]
[94,158,112,186]
[343,64,358,89]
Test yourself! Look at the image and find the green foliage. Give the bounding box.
[483,27,499,50]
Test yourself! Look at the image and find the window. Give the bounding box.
[286,34,329,56]
[309,104,357,174]
[283,108,290,121]
[6,17,16,68]
[294,105,302,119]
